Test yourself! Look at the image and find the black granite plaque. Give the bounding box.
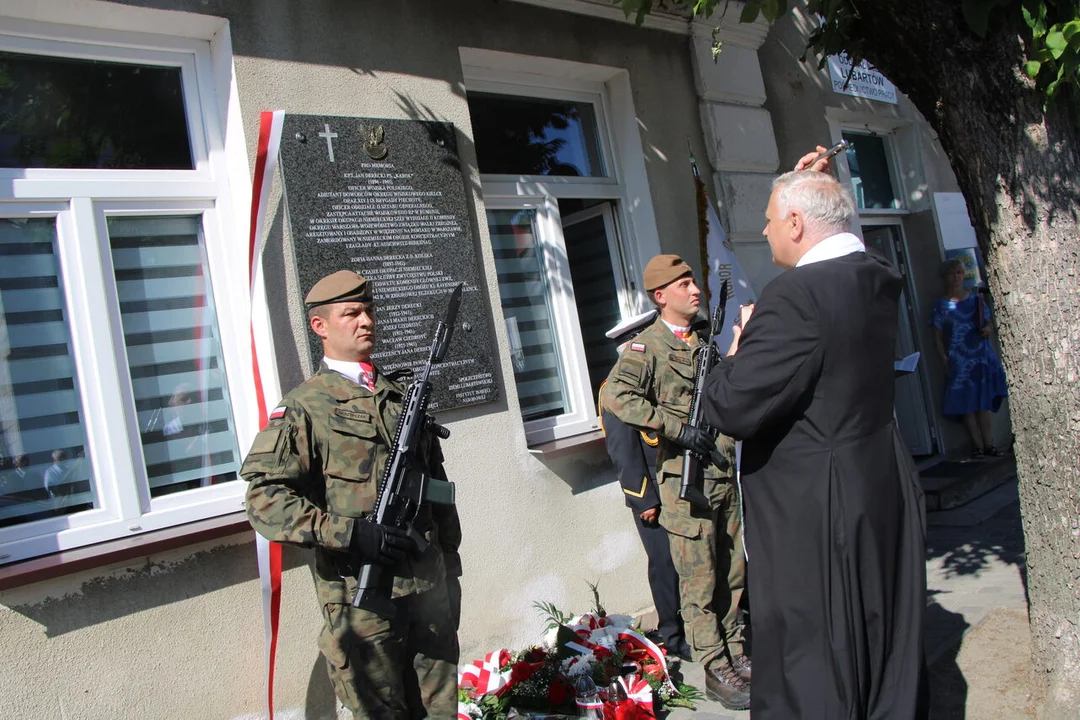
[278,114,498,411]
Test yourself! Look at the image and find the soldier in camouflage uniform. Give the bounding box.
[243,270,461,719]
[602,255,750,711]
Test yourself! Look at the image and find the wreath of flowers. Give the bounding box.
[457,596,701,719]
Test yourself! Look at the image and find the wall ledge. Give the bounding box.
[0,512,252,591]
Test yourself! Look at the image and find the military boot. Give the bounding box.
[704,659,751,711]
[732,652,752,681]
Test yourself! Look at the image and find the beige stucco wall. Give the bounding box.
[0,1,716,717]
[757,5,1012,454]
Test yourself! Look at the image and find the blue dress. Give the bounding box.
[930,294,1008,417]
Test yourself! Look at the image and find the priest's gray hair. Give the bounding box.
[772,170,856,235]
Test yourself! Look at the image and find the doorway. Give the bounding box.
[863,225,937,456]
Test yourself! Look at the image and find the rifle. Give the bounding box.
[678,279,729,509]
[352,283,462,618]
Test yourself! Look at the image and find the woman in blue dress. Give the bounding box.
[931,258,1009,458]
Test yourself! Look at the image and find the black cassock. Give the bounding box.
[703,251,928,720]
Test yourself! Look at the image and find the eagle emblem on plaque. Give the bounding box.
[364,125,388,160]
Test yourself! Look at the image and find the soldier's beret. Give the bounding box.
[304,270,373,309]
[643,254,694,292]
[606,309,658,346]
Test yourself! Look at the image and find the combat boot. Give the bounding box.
[732,652,752,681]
[704,659,751,711]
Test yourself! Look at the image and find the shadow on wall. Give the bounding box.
[7,538,308,638]
[533,441,619,495]
[305,654,340,720]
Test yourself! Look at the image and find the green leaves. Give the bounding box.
[532,600,572,632]
[621,0,1080,113]
[614,0,653,25]
[740,1,761,23]
[1046,29,1068,57]
[1018,1,1080,104]
[739,0,787,24]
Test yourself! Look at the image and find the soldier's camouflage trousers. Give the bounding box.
[658,472,745,668]
[317,579,459,719]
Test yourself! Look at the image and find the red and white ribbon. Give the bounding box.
[458,649,513,696]
[249,110,285,719]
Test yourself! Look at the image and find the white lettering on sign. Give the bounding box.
[827,54,898,105]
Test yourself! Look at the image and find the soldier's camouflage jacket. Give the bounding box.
[601,316,735,482]
[242,362,461,607]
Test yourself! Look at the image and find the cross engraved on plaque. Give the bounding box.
[318,123,338,162]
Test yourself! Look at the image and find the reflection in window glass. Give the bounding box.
[487,209,568,420]
[0,218,97,528]
[0,51,193,169]
[106,216,239,497]
[469,92,606,177]
[843,132,899,209]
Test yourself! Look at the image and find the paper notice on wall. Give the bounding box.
[932,192,979,251]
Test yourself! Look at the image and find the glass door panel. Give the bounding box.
[487,208,569,420]
[864,225,935,455]
[561,204,622,403]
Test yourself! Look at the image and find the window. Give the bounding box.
[842,131,902,209]
[466,65,653,445]
[0,22,251,566]
[469,92,607,177]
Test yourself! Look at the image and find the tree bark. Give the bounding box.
[846,2,1080,714]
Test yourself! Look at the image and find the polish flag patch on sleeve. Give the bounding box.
[630,342,646,352]
[269,406,287,420]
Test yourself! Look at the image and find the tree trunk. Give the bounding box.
[849,2,1080,714]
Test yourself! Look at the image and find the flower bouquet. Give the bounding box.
[457,594,700,719]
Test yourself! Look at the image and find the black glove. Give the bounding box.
[350,520,414,566]
[675,422,717,457]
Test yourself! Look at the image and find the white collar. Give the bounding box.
[661,319,691,334]
[795,232,866,267]
[322,356,373,386]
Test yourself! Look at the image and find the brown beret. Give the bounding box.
[643,254,694,292]
[304,270,373,309]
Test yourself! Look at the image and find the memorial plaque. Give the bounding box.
[278,114,498,411]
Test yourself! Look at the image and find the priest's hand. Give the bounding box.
[676,423,717,457]
[795,145,831,173]
[727,325,743,356]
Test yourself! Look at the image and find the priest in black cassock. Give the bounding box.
[702,162,928,719]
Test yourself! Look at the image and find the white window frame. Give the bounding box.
[0,17,259,566]
[824,111,911,216]
[461,49,662,446]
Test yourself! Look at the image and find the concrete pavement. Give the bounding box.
[666,479,1027,718]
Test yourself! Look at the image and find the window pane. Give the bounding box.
[487,209,569,420]
[0,218,97,528]
[0,51,193,169]
[842,132,899,209]
[562,208,621,403]
[469,92,606,177]
[106,216,239,497]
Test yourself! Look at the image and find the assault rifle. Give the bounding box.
[352,283,462,618]
[678,279,729,509]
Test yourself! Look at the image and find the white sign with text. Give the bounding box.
[827,54,898,104]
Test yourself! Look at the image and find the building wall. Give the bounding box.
[0,1,717,717]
